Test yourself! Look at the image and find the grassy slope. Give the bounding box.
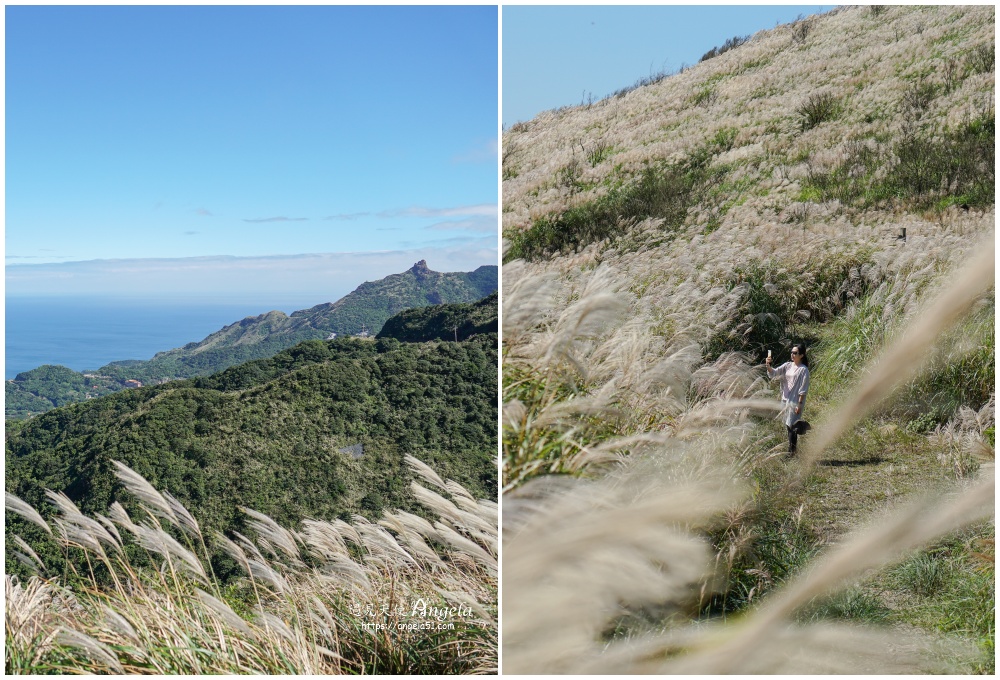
[502,5,993,671]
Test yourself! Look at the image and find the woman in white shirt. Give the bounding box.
[765,344,810,454]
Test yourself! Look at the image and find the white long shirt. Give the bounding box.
[768,361,810,426]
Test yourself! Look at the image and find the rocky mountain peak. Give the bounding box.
[410,260,433,278]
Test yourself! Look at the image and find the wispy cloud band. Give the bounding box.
[6,241,498,299]
[378,204,498,219]
[243,216,310,223]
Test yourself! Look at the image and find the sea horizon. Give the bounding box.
[5,293,338,380]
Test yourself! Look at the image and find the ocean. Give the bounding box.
[5,295,324,380]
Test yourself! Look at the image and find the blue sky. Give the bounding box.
[503,5,829,126]
[6,5,498,300]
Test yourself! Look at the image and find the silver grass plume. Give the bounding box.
[45,490,119,557]
[595,479,992,674]
[381,508,440,542]
[378,513,445,569]
[163,490,202,540]
[241,506,304,564]
[501,237,994,673]
[6,574,68,653]
[433,587,495,627]
[214,531,252,577]
[503,471,740,674]
[542,265,629,378]
[331,518,363,547]
[111,460,178,526]
[54,627,125,674]
[12,535,46,573]
[502,260,561,349]
[404,454,449,491]
[425,484,496,540]
[99,604,140,643]
[256,610,295,642]
[107,501,133,529]
[94,514,124,549]
[114,520,207,584]
[6,492,52,535]
[314,554,373,591]
[433,522,497,573]
[299,518,350,558]
[350,516,417,569]
[298,522,375,590]
[193,587,253,636]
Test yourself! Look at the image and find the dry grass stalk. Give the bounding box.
[656,478,992,674]
[503,470,739,674]
[5,455,497,674]
[6,492,52,536]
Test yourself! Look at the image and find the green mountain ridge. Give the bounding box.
[6,301,499,581]
[100,260,497,381]
[6,261,497,419]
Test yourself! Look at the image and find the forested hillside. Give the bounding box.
[5,365,122,420]
[7,326,497,581]
[377,291,498,342]
[502,6,993,674]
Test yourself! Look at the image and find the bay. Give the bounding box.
[5,295,326,380]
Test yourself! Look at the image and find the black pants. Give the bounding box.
[787,425,798,454]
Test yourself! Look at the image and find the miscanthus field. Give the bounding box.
[502,6,994,674]
[6,456,497,674]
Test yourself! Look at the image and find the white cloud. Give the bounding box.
[6,244,498,300]
[425,215,498,233]
[323,212,370,221]
[452,138,498,164]
[378,204,498,219]
[243,216,309,223]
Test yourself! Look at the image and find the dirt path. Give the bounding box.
[800,422,968,544]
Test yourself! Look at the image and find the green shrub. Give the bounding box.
[965,44,995,75]
[802,111,995,209]
[895,300,994,418]
[504,141,723,261]
[587,141,613,167]
[901,79,940,117]
[706,515,820,615]
[813,294,890,382]
[700,35,750,62]
[797,92,840,131]
[693,86,718,108]
[705,262,790,360]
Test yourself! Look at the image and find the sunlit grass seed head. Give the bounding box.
[5,455,498,674]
